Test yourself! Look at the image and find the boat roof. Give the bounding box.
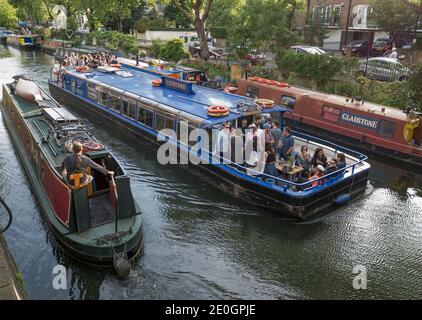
[67,66,289,126]
[241,79,414,122]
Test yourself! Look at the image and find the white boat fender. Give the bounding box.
[334,193,351,205]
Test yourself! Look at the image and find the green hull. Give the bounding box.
[1,82,144,266]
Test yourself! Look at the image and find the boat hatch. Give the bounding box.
[42,107,79,123]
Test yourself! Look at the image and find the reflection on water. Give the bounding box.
[0,44,421,299]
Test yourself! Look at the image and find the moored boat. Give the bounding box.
[235,78,422,171]
[6,34,42,49]
[41,39,73,55]
[1,77,144,267]
[48,65,370,220]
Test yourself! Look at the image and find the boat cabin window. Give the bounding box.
[106,92,121,112]
[378,120,396,138]
[122,98,136,118]
[87,83,96,100]
[70,79,76,93]
[97,87,108,105]
[76,80,84,96]
[246,86,259,99]
[177,120,199,147]
[138,104,153,128]
[321,106,341,122]
[156,112,174,132]
[280,95,296,108]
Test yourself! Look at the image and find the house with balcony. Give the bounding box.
[304,0,389,50]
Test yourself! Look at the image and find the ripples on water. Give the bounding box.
[0,45,421,299]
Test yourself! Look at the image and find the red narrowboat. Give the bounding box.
[236,78,422,170]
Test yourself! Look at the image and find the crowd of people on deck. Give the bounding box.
[52,51,119,80]
[215,116,347,189]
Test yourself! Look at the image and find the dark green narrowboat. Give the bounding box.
[1,77,143,267]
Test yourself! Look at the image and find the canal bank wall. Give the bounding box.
[0,235,24,300]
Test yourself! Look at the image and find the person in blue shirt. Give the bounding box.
[336,153,347,170]
[279,126,294,160]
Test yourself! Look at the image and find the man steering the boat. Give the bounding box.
[61,142,114,187]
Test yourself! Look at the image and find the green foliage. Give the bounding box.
[416,36,422,50]
[368,0,416,41]
[207,0,239,30]
[163,0,192,29]
[226,0,297,58]
[151,39,163,58]
[303,2,330,46]
[158,38,189,62]
[89,31,139,55]
[276,50,343,87]
[323,77,415,110]
[210,26,227,39]
[12,0,48,26]
[249,65,280,80]
[407,64,422,108]
[183,59,231,79]
[0,0,17,29]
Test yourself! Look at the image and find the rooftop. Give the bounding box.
[67,66,288,126]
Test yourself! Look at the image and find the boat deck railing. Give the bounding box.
[196,130,368,193]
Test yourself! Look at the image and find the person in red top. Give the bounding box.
[308,165,325,187]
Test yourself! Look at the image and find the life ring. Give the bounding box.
[255,98,274,108]
[249,77,259,81]
[110,63,121,68]
[207,105,230,117]
[277,82,289,88]
[152,79,162,87]
[82,141,104,152]
[257,78,267,83]
[75,65,90,73]
[265,79,276,85]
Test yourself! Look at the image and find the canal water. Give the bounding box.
[0,45,421,299]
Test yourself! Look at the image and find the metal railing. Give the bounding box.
[337,57,415,83]
[185,130,368,193]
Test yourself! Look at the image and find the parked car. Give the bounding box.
[290,45,327,55]
[371,38,413,56]
[341,40,372,57]
[180,33,214,48]
[358,57,411,82]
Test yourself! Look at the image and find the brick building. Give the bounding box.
[302,0,390,50]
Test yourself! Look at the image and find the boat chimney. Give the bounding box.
[136,55,139,66]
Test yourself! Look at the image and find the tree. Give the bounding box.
[163,0,192,29]
[101,0,141,32]
[285,0,304,31]
[11,0,49,26]
[401,0,422,14]
[368,0,417,42]
[0,0,17,29]
[303,0,329,46]
[153,0,214,60]
[227,0,297,58]
[159,38,189,61]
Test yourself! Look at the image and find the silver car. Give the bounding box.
[358,57,410,82]
[290,46,327,55]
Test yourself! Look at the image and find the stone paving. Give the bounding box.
[0,235,21,300]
